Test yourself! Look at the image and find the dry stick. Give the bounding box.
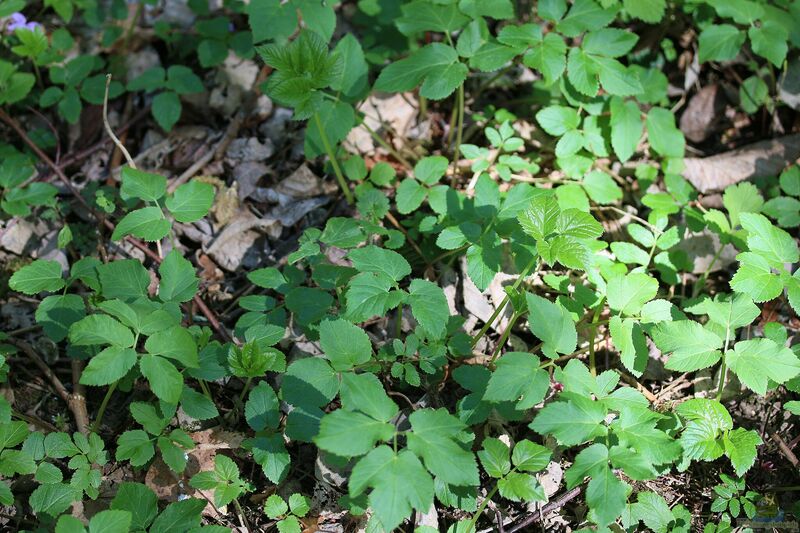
[772,432,800,468]
[7,339,89,435]
[505,486,583,533]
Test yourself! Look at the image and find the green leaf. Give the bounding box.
[340,373,398,422]
[583,28,638,58]
[97,259,151,301]
[780,166,800,196]
[484,352,549,409]
[180,386,219,421]
[530,393,608,445]
[536,105,580,136]
[80,346,137,386]
[152,90,182,131]
[264,494,288,518]
[723,428,761,477]
[158,250,198,303]
[166,65,204,95]
[522,33,567,84]
[319,318,372,371]
[9,260,64,295]
[623,0,665,22]
[723,182,763,227]
[315,409,395,457]
[740,212,799,264]
[395,1,469,35]
[374,43,465,100]
[396,178,427,214]
[150,498,206,532]
[610,316,649,376]
[330,34,368,99]
[139,354,183,404]
[727,338,800,395]
[498,472,546,502]
[348,245,411,282]
[557,0,617,38]
[245,381,280,431]
[407,408,479,487]
[165,180,215,223]
[29,483,79,517]
[646,107,685,158]
[408,279,449,339]
[414,156,449,185]
[651,320,722,372]
[69,314,134,348]
[518,194,559,240]
[607,272,658,315]
[477,438,511,478]
[740,75,769,114]
[609,97,642,162]
[698,25,745,63]
[35,294,85,342]
[345,272,406,323]
[112,207,171,242]
[565,443,608,488]
[304,100,355,157]
[88,510,132,533]
[730,252,783,302]
[349,446,433,532]
[145,326,199,368]
[695,293,760,332]
[512,440,551,472]
[677,398,731,461]
[583,170,622,204]
[525,293,577,358]
[116,430,155,467]
[586,465,628,527]
[120,167,166,202]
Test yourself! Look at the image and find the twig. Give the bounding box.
[772,432,799,468]
[616,369,658,403]
[505,486,583,533]
[103,75,135,167]
[7,339,89,434]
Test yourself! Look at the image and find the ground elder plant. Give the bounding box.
[0,0,800,531]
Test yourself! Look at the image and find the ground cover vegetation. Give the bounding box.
[1,0,800,531]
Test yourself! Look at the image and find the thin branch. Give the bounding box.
[505,485,583,533]
[103,75,135,168]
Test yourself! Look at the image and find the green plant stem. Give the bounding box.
[465,484,500,533]
[91,380,118,433]
[717,323,732,401]
[489,311,520,364]
[692,244,725,299]
[471,257,539,349]
[239,377,253,405]
[587,301,605,377]
[395,304,403,339]
[360,120,414,170]
[232,498,250,531]
[451,83,465,185]
[313,112,353,204]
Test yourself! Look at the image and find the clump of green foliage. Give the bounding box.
[1,0,799,531]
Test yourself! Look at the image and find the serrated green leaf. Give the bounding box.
[112,207,171,242]
[80,346,137,386]
[407,408,479,487]
[9,260,65,295]
[651,320,722,372]
[319,318,372,371]
[315,409,395,457]
[723,428,761,477]
[526,293,577,358]
[408,279,449,339]
[530,393,608,445]
[165,180,215,223]
[698,25,745,63]
[139,354,183,404]
[727,338,800,395]
[120,167,166,202]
